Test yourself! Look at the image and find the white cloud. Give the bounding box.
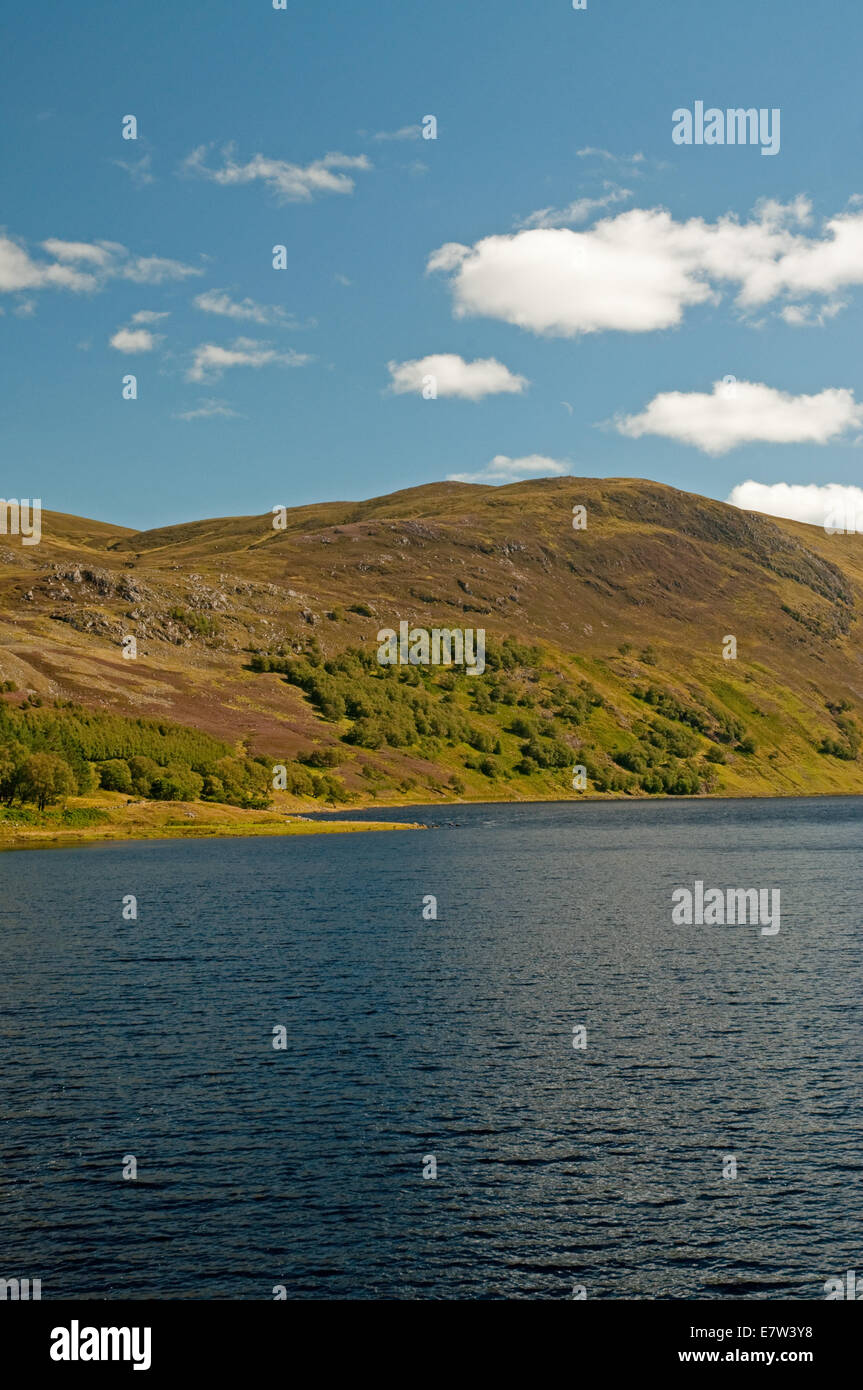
[447,454,568,484]
[519,184,633,229]
[780,300,846,327]
[112,153,155,186]
[130,309,170,324]
[110,326,161,353]
[372,124,422,141]
[182,144,371,202]
[429,197,863,337]
[614,379,863,455]
[121,255,201,284]
[0,235,99,293]
[728,480,863,529]
[428,214,715,336]
[386,353,528,400]
[427,242,473,274]
[0,232,199,296]
[193,289,294,326]
[175,398,242,421]
[41,239,117,266]
[186,337,312,382]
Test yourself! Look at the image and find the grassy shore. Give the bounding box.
[0,792,424,852]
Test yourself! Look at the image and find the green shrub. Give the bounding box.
[17,753,76,810]
[61,807,111,827]
[99,759,133,794]
[150,765,205,802]
[128,755,160,796]
[299,747,341,768]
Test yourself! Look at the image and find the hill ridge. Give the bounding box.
[3,475,863,808]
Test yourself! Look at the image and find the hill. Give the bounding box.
[2,476,863,813]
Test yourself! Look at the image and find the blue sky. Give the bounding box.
[3,0,863,529]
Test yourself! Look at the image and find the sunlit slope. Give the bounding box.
[2,477,863,802]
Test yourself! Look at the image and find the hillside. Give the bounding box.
[2,476,863,814]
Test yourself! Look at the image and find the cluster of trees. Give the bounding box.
[634,684,750,747]
[250,639,725,793]
[96,753,271,806]
[819,712,861,760]
[275,761,350,803]
[249,635,841,798]
[575,707,718,794]
[483,637,544,672]
[587,755,705,796]
[596,701,746,795]
[0,701,277,812]
[252,639,590,781]
[255,645,482,752]
[0,740,273,813]
[2,701,230,771]
[0,748,78,810]
[0,697,359,813]
[503,715,574,774]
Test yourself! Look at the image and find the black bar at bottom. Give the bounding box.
[0,1298,857,1377]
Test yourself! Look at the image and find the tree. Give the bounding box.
[17,753,76,810]
[344,717,384,749]
[128,756,160,796]
[0,740,27,804]
[299,747,340,768]
[99,759,133,794]
[149,764,204,802]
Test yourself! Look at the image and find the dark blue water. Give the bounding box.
[1,798,861,1300]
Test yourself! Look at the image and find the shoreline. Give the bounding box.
[0,809,426,854]
[1,784,860,853]
[302,786,863,815]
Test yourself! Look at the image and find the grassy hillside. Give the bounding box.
[2,476,863,818]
